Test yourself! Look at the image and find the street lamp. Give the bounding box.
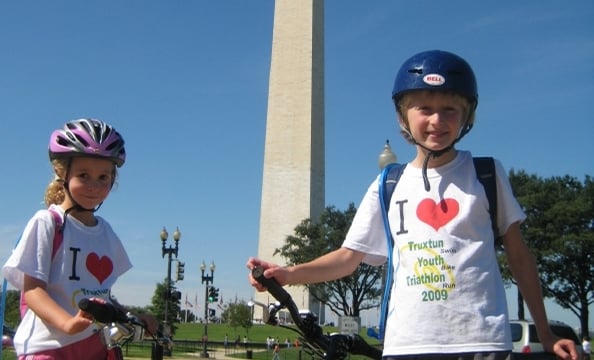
[160,226,181,332]
[200,260,215,358]
[378,139,397,169]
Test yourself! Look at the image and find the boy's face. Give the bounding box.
[401,91,468,152]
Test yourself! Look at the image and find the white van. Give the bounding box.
[509,319,583,359]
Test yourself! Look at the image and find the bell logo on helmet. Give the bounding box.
[423,74,445,86]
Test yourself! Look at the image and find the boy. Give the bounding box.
[248,50,577,360]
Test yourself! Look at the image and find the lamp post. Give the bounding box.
[200,260,215,358]
[160,226,181,332]
[378,139,397,169]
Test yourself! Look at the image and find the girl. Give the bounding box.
[3,118,136,359]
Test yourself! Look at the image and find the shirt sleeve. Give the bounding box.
[342,176,388,266]
[2,210,55,289]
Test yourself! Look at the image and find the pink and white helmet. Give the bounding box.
[48,118,126,167]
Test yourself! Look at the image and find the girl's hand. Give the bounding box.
[23,276,93,335]
[60,310,94,335]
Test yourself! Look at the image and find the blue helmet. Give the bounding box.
[392,50,478,109]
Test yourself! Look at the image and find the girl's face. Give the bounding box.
[403,91,468,152]
[63,157,115,210]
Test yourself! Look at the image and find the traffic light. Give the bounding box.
[171,290,181,301]
[176,261,185,281]
[207,286,219,303]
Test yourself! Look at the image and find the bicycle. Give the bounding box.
[251,266,383,360]
[78,298,173,360]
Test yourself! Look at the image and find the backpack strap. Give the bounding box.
[472,157,499,244]
[48,208,64,258]
[377,163,406,341]
[381,163,407,222]
[19,208,64,318]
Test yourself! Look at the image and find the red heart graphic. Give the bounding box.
[86,253,114,285]
[416,198,459,231]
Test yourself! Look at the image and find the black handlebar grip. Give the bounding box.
[251,267,291,305]
[349,334,383,360]
[78,298,128,324]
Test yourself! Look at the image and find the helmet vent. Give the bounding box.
[74,134,90,147]
[56,135,70,147]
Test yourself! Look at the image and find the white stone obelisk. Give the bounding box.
[255,0,325,323]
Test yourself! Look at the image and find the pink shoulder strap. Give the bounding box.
[48,209,64,258]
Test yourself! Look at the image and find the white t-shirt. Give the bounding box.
[343,150,525,355]
[2,204,132,355]
[583,339,591,355]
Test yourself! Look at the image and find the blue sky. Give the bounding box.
[1,1,592,329]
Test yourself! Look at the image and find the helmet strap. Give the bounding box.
[405,113,474,192]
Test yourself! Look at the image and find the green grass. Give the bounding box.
[3,325,592,360]
[1,349,16,360]
[173,322,381,345]
[175,321,321,343]
[1,322,382,359]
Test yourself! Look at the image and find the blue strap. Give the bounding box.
[378,167,393,342]
[0,277,7,358]
[377,163,405,341]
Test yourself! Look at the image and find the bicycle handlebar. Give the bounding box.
[78,298,130,324]
[78,298,173,352]
[251,266,382,360]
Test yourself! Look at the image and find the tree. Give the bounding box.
[179,309,197,323]
[2,290,21,329]
[221,301,252,337]
[149,278,182,334]
[275,204,383,317]
[505,171,593,337]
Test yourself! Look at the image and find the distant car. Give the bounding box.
[298,309,318,322]
[2,325,15,348]
[509,319,583,359]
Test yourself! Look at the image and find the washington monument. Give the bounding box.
[255,0,325,322]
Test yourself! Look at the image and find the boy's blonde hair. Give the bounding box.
[44,158,118,207]
[396,91,476,144]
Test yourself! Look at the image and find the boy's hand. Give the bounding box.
[246,257,287,291]
[138,313,159,336]
[542,334,578,360]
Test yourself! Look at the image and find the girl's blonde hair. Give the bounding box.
[396,91,476,144]
[44,158,118,207]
